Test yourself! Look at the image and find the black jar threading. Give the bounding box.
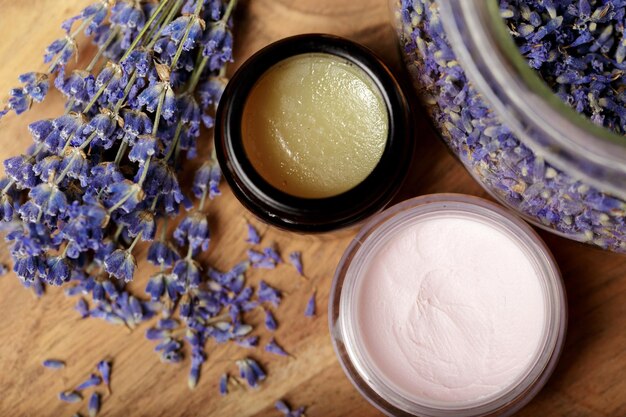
[215,34,413,233]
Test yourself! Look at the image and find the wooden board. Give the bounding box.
[0,0,625,416]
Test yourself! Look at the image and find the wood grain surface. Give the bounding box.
[1,1,625,416]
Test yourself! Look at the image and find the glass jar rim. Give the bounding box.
[329,194,568,417]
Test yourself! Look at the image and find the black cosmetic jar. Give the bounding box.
[215,34,413,233]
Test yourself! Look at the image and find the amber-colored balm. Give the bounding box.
[241,53,388,199]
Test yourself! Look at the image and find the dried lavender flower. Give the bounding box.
[76,374,102,390]
[264,309,278,331]
[275,399,307,417]
[245,222,261,244]
[97,360,111,393]
[235,358,266,388]
[265,338,289,357]
[257,281,281,306]
[219,373,229,396]
[75,298,89,318]
[42,359,65,369]
[304,292,316,317]
[88,392,100,417]
[288,251,303,276]
[0,264,8,276]
[58,390,82,403]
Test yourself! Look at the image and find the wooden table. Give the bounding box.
[1,0,625,416]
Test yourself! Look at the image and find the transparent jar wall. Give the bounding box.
[391,0,626,252]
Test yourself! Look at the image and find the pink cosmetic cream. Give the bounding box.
[329,194,567,417]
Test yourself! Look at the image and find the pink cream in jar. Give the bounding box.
[329,194,567,417]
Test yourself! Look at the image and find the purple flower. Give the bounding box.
[120,210,156,240]
[76,374,102,390]
[128,135,158,163]
[265,338,289,357]
[198,76,227,110]
[18,72,49,103]
[97,360,111,391]
[75,298,89,318]
[304,292,316,317]
[171,258,202,288]
[203,22,233,71]
[235,336,259,348]
[235,358,266,388]
[58,390,82,403]
[137,82,176,120]
[44,256,72,286]
[245,223,261,244]
[275,400,291,415]
[257,281,281,306]
[288,251,303,276]
[103,181,143,214]
[219,373,229,395]
[42,359,65,369]
[147,241,180,267]
[29,183,68,217]
[173,212,210,255]
[264,309,278,331]
[192,161,221,200]
[104,250,136,282]
[88,392,100,417]
[275,400,306,417]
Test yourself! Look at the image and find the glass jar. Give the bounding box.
[391,0,626,252]
[329,194,567,416]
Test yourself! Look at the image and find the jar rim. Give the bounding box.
[214,34,414,232]
[329,194,568,417]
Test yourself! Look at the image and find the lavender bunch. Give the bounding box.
[1,0,235,292]
[2,0,315,397]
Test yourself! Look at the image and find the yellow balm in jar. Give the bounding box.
[241,53,389,199]
[215,34,413,232]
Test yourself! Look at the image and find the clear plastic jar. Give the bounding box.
[329,194,567,417]
[391,0,626,252]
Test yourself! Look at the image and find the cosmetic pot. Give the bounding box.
[329,194,567,417]
[215,34,413,233]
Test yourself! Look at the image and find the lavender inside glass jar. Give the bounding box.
[393,0,626,252]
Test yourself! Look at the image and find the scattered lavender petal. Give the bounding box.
[235,336,259,348]
[245,223,261,244]
[257,281,281,306]
[97,360,111,392]
[264,309,278,331]
[288,251,303,276]
[58,390,82,403]
[88,392,100,417]
[265,338,289,357]
[304,292,316,317]
[252,259,276,269]
[275,400,291,414]
[76,374,102,390]
[219,373,228,396]
[263,246,282,264]
[246,249,265,263]
[0,263,8,275]
[42,359,65,369]
[75,298,89,318]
